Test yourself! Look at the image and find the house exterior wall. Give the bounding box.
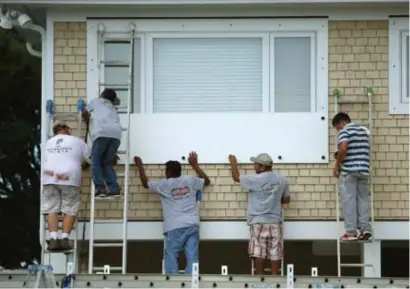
[52,19,409,222]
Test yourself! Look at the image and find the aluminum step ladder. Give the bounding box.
[23,265,57,288]
[88,23,135,274]
[334,87,375,276]
[40,99,86,278]
[250,208,285,276]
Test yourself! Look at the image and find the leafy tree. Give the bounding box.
[0,28,41,268]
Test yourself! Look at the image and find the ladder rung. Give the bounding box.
[340,239,373,243]
[93,242,123,248]
[121,127,128,131]
[116,105,129,110]
[93,219,124,224]
[51,113,79,119]
[117,150,126,154]
[95,195,123,201]
[340,263,373,267]
[44,249,75,255]
[100,61,130,66]
[93,266,122,271]
[99,83,130,88]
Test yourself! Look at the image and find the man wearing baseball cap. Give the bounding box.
[42,121,91,251]
[228,153,290,275]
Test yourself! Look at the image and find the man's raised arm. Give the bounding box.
[134,156,149,189]
[188,151,210,186]
[228,154,240,183]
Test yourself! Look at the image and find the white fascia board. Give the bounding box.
[73,221,410,241]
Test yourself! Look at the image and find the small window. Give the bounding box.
[102,39,142,113]
[389,18,409,115]
[273,36,313,112]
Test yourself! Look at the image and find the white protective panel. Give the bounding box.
[152,37,263,113]
[118,112,328,164]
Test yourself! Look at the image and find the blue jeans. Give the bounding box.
[165,225,199,275]
[91,137,120,193]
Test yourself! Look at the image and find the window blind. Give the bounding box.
[152,38,263,113]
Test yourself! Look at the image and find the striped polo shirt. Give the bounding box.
[338,123,370,174]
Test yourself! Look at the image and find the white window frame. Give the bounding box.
[87,19,328,115]
[389,17,409,115]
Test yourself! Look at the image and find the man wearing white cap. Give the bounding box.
[42,121,91,251]
[228,153,290,275]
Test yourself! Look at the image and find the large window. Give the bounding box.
[87,19,328,164]
[96,22,322,114]
[389,17,409,115]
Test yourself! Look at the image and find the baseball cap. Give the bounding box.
[250,153,273,166]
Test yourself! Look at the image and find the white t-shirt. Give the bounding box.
[43,134,91,187]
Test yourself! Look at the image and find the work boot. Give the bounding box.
[47,239,60,251]
[60,238,74,251]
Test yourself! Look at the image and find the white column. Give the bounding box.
[362,241,381,277]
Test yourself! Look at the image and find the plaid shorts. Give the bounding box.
[41,184,80,216]
[248,223,283,261]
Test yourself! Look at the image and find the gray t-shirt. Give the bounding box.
[148,176,205,233]
[240,171,289,225]
[87,97,122,142]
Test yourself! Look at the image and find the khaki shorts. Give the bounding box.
[41,185,80,216]
[249,223,283,261]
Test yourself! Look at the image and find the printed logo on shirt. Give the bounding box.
[261,183,280,195]
[47,138,73,154]
[171,186,191,198]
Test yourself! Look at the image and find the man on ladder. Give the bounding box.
[134,152,210,274]
[81,88,122,199]
[332,112,372,241]
[228,153,290,275]
[42,121,91,251]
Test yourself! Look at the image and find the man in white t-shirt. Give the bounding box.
[134,152,210,274]
[42,121,91,251]
[228,153,290,275]
[82,89,122,199]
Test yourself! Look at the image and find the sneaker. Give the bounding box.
[47,239,60,251]
[60,238,74,251]
[95,190,107,198]
[358,231,372,241]
[340,233,357,241]
[106,191,121,199]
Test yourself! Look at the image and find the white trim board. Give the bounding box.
[46,6,408,22]
[72,221,410,241]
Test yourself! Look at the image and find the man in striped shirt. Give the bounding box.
[332,112,372,242]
